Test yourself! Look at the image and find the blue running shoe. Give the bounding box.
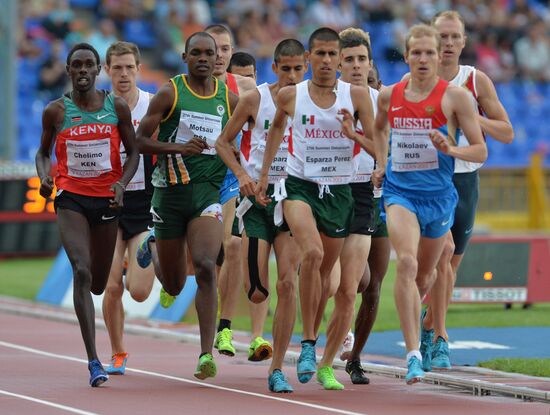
[419,309,434,372]
[405,356,425,385]
[136,228,155,268]
[431,336,452,370]
[268,369,293,393]
[297,341,316,384]
[88,359,109,387]
[106,352,128,375]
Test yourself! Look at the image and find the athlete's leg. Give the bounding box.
[155,237,188,296]
[187,216,223,354]
[102,229,128,355]
[314,258,341,333]
[125,230,156,301]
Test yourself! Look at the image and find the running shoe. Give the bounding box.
[106,352,128,375]
[419,308,434,372]
[248,337,273,362]
[194,353,217,380]
[405,356,425,385]
[159,287,176,308]
[268,369,293,393]
[296,341,316,384]
[214,328,235,357]
[431,336,452,370]
[88,359,109,387]
[339,331,354,361]
[345,359,370,385]
[136,227,155,268]
[317,366,344,390]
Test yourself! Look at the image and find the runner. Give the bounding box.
[420,10,514,371]
[135,32,238,379]
[101,41,156,376]
[216,38,306,393]
[228,51,257,79]
[257,27,375,390]
[372,24,487,384]
[204,24,271,361]
[35,42,139,386]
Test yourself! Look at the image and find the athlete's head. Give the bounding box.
[105,41,141,95]
[404,24,441,80]
[272,38,307,87]
[367,63,382,90]
[228,52,256,80]
[66,43,101,92]
[183,32,217,79]
[431,10,466,65]
[339,27,373,87]
[205,24,234,77]
[307,28,341,81]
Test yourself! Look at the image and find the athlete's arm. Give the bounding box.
[216,89,259,196]
[113,96,139,207]
[256,85,295,206]
[475,70,514,144]
[36,99,64,198]
[136,82,208,155]
[235,74,257,94]
[436,86,487,163]
[372,86,391,188]
[348,85,376,156]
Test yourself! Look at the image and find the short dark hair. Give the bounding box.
[67,43,100,66]
[228,52,256,72]
[204,24,235,45]
[274,38,305,63]
[105,41,140,66]
[185,31,217,54]
[308,27,340,51]
[339,28,373,64]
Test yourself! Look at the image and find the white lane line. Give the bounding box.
[0,389,99,415]
[0,340,367,415]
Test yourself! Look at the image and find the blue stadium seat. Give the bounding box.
[123,20,157,49]
[69,0,99,8]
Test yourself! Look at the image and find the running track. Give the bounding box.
[1,312,548,415]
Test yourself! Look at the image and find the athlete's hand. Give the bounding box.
[109,182,125,209]
[238,173,256,197]
[337,108,356,140]
[372,166,385,188]
[254,175,271,206]
[181,137,209,155]
[39,176,54,199]
[429,130,451,154]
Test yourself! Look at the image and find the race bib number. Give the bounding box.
[391,129,439,172]
[258,138,289,183]
[67,139,112,178]
[304,142,353,184]
[121,151,145,191]
[176,110,222,156]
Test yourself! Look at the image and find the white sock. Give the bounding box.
[407,350,422,363]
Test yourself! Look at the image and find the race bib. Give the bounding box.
[391,129,439,172]
[67,139,112,178]
[304,141,353,184]
[353,149,374,183]
[258,138,289,183]
[176,110,222,156]
[121,151,145,191]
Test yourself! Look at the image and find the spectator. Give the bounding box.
[87,18,118,64]
[38,39,68,101]
[514,20,550,81]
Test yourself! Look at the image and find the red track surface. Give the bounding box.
[1,312,548,415]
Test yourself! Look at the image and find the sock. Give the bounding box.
[407,350,422,362]
[199,352,209,358]
[301,339,316,347]
[218,319,231,332]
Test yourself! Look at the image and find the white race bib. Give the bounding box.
[176,110,222,156]
[258,136,289,183]
[391,129,439,172]
[121,151,145,191]
[353,149,374,183]
[304,141,353,184]
[67,139,112,178]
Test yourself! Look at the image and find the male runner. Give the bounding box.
[204,24,271,361]
[228,51,257,79]
[216,39,306,393]
[36,43,139,387]
[372,24,487,384]
[257,27,375,390]
[419,10,514,371]
[135,32,238,379]
[102,41,156,375]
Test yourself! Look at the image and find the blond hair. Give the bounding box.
[431,10,466,34]
[339,27,373,63]
[105,41,141,66]
[405,24,441,54]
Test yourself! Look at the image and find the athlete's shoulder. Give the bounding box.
[234,74,257,93]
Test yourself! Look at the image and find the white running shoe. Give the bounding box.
[339,331,355,361]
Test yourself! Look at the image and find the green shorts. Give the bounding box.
[151,182,222,239]
[372,197,388,238]
[236,185,289,243]
[284,175,354,238]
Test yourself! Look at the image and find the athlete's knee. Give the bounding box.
[129,287,150,302]
[72,264,92,291]
[104,281,124,300]
[302,245,323,269]
[223,235,240,257]
[363,279,382,304]
[396,253,417,279]
[194,257,217,280]
[276,277,295,300]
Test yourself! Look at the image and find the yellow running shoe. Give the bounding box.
[214,328,235,356]
[248,337,273,361]
[194,353,217,380]
[317,366,344,390]
[160,287,176,308]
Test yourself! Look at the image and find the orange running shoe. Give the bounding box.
[106,352,128,375]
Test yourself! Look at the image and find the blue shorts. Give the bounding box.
[381,188,458,239]
[219,168,239,205]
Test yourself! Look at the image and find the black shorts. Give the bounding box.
[349,181,376,235]
[451,170,479,255]
[119,190,153,240]
[54,190,120,225]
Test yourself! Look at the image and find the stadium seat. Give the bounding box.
[123,20,157,49]
[69,0,99,8]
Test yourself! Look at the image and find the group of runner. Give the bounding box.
[36,9,512,392]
